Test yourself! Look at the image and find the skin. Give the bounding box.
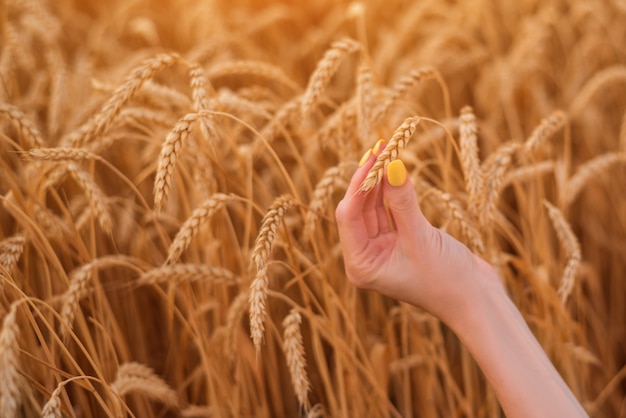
[335,149,589,418]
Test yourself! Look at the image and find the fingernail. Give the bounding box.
[372,139,385,155]
[358,149,372,167]
[386,160,407,186]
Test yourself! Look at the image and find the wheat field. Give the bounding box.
[1,0,625,416]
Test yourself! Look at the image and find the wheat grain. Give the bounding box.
[66,162,112,233]
[565,153,626,206]
[544,201,582,305]
[300,38,361,118]
[138,264,239,286]
[166,193,234,264]
[0,302,22,418]
[282,309,310,409]
[110,362,179,409]
[153,112,201,212]
[359,116,421,191]
[0,102,45,148]
[458,106,483,217]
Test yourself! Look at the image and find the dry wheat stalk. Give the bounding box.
[544,201,582,305]
[620,111,626,153]
[0,102,45,148]
[305,162,354,236]
[138,264,239,286]
[282,309,310,410]
[249,195,296,352]
[28,147,96,161]
[110,362,179,409]
[372,66,437,124]
[0,302,22,418]
[153,112,203,212]
[64,52,180,148]
[458,106,483,217]
[66,163,112,233]
[224,290,250,362]
[0,234,26,273]
[300,38,361,118]
[524,110,567,153]
[359,116,422,191]
[166,193,234,264]
[565,153,626,206]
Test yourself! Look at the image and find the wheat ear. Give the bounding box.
[458,106,483,217]
[166,193,234,264]
[28,147,97,161]
[138,264,239,286]
[524,110,568,153]
[66,163,112,234]
[41,382,65,418]
[110,362,179,409]
[224,290,250,363]
[359,116,421,191]
[282,309,311,410]
[300,38,361,118]
[249,195,297,352]
[0,102,45,147]
[0,234,26,273]
[544,201,582,305]
[153,112,202,212]
[0,302,22,418]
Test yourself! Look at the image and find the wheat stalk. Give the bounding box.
[166,193,234,264]
[282,309,310,410]
[138,264,239,286]
[301,38,361,118]
[458,106,483,218]
[544,201,582,305]
[0,302,22,418]
[359,116,421,191]
[249,194,297,352]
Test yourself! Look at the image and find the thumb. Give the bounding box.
[383,160,428,232]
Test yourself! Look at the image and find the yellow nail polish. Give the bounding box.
[358,149,372,167]
[372,139,385,155]
[386,160,407,186]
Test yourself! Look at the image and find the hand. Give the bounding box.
[335,143,499,326]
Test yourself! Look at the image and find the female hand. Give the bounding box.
[335,142,498,326]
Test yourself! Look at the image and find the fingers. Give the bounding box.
[382,159,428,233]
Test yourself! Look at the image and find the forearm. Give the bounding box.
[448,260,588,418]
